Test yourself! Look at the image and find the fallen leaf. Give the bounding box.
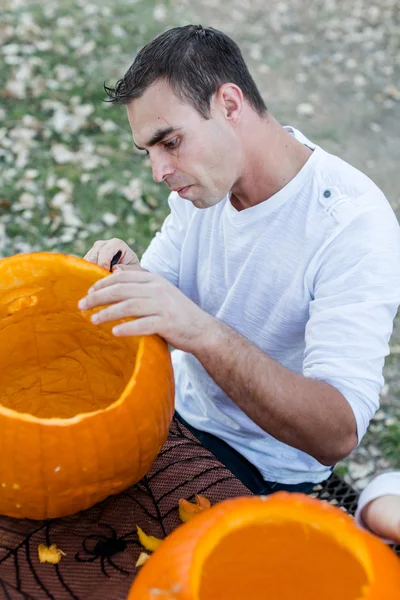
[136,526,163,552]
[38,544,66,564]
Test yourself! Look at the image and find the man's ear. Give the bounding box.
[215,83,243,124]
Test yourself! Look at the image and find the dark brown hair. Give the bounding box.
[104,25,267,119]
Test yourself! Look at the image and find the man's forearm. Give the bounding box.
[192,315,358,466]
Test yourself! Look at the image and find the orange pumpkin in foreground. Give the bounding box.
[0,252,174,520]
[129,493,400,600]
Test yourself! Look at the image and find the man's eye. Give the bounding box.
[165,138,179,149]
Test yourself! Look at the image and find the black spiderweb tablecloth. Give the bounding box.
[0,416,398,599]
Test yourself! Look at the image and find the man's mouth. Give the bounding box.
[171,185,191,195]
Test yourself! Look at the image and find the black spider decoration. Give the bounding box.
[75,523,140,577]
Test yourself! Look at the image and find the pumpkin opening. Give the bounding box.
[197,521,370,600]
[0,259,139,419]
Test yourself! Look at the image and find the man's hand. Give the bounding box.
[78,269,214,352]
[83,238,141,272]
[362,495,400,543]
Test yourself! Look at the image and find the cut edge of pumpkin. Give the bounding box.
[0,252,151,426]
[179,494,211,523]
[189,494,374,600]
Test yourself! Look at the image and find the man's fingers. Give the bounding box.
[89,269,154,293]
[111,262,141,273]
[91,298,158,325]
[83,239,140,271]
[79,284,135,309]
[83,241,104,263]
[113,315,159,337]
[97,244,127,270]
[79,281,152,310]
[83,251,99,264]
[98,239,140,270]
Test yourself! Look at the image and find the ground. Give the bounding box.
[1,0,399,490]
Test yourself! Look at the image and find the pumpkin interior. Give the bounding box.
[0,258,139,419]
[198,521,370,600]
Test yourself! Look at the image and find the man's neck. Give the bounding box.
[230,115,313,211]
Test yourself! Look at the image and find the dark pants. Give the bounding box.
[176,412,317,495]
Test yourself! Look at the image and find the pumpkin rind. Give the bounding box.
[0,253,175,519]
[129,493,400,599]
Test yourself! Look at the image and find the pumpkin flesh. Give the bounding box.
[198,522,369,600]
[0,310,138,419]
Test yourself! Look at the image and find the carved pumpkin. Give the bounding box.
[0,253,174,520]
[129,493,400,599]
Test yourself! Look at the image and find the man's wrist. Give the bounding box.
[191,313,227,359]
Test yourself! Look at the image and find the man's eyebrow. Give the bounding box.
[134,126,180,151]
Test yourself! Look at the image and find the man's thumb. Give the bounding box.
[113,263,142,272]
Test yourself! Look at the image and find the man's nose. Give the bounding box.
[151,155,175,183]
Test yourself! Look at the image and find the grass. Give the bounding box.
[380,423,400,469]
[0,0,175,260]
[333,464,349,479]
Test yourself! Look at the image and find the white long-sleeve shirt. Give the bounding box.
[141,127,400,484]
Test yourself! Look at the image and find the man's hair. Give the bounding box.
[104,25,267,118]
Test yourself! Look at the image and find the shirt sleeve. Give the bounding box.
[140,192,191,287]
[354,471,400,543]
[303,202,400,443]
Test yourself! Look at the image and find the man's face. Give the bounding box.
[126,80,239,208]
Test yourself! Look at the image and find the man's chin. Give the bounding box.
[176,185,226,208]
[191,199,206,208]
[192,197,224,209]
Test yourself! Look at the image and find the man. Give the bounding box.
[79,25,400,494]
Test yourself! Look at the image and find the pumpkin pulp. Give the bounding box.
[196,521,369,600]
[0,255,139,419]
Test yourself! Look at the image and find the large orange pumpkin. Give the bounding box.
[0,252,174,520]
[129,493,400,599]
